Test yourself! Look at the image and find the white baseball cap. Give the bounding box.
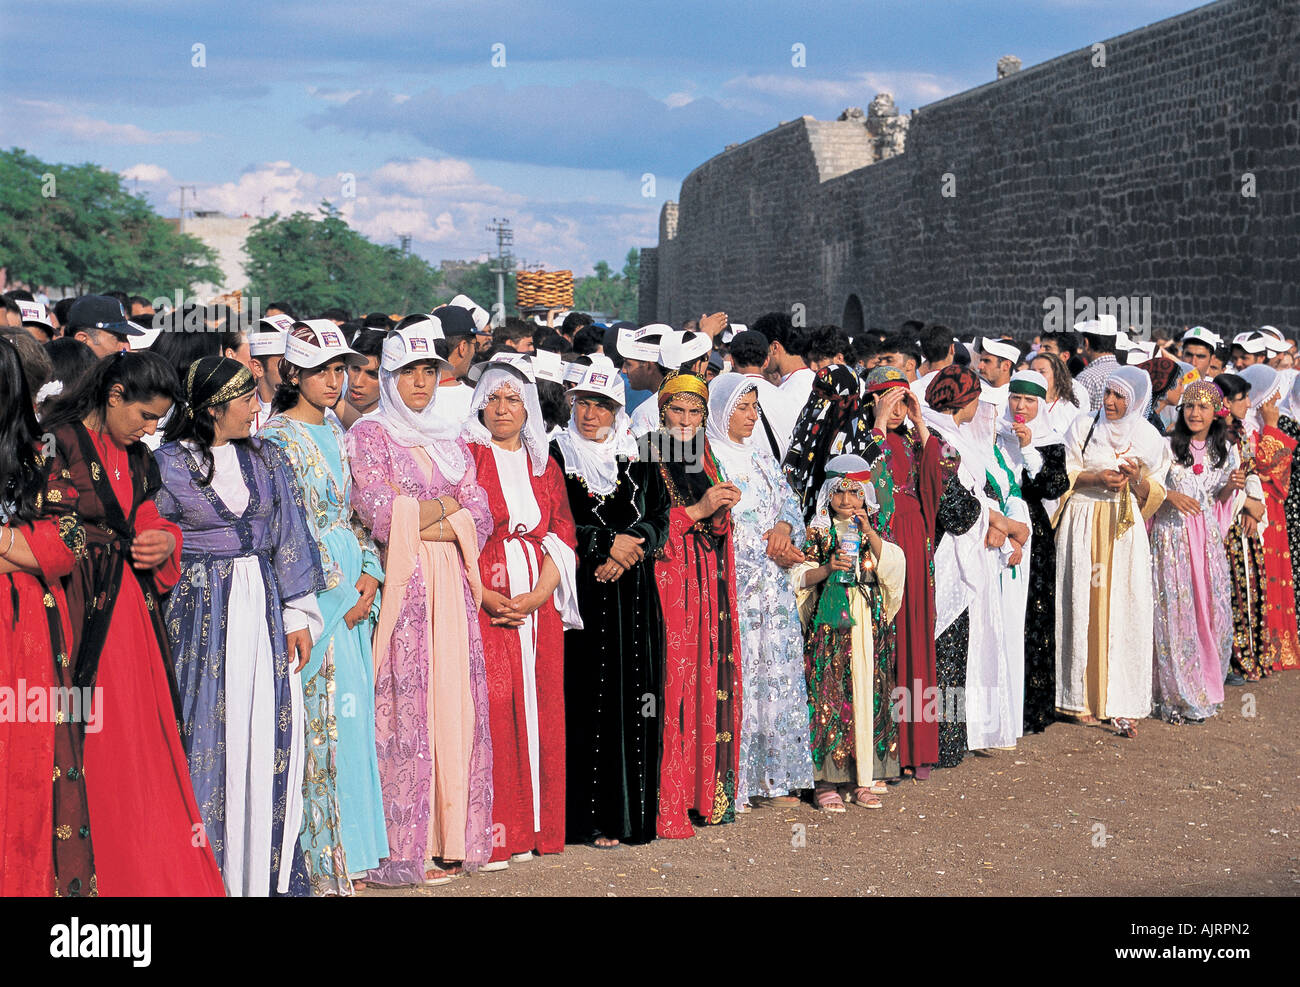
[567,355,626,407]
[381,317,449,371]
[284,319,367,369]
[658,330,712,369]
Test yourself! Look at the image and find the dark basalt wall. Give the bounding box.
[640,0,1300,338]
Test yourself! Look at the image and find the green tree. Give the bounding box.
[0,147,221,295]
[573,253,639,322]
[243,202,445,315]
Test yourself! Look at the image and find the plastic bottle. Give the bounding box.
[837,517,860,585]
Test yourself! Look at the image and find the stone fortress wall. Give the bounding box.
[638,0,1300,338]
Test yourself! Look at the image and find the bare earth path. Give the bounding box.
[363,669,1300,897]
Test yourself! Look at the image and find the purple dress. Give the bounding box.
[348,421,495,878]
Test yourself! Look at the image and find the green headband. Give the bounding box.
[1008,379,1047,399]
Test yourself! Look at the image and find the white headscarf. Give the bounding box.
[551,394,638,497]
[463,365,549,477]
[1276,368,1300,422]
[1094,364,1152,456]
[809,453,874,530]
[366,363,468,483]
[705,373,761,479]
[997,370,1062,449]
[1240,363,1283,440]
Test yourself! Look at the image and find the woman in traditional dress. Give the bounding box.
[463,354,578,865]
[707,373,813,808]
[346,320,494,884]
[1055,365,1170,738]
[782,364,871,524]
[0,337,92,896]
[554,356,669,847]
[1214,374,1271,682]
[791,455,906,812]
[651,372,744,836]
[156,357,325,896]
[912,367,1015,767]
[1276,373,1300,620]
[1149,381,1238,722]
[40,350,225,895]
[995,370,1070,734]
[259,321,389,894]
[1237,364,1300,671]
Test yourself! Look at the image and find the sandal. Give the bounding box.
[814,787,846,814]
[1113,718,1137,739]
[868,781,888,795]
[851,786,883,809]
[590,836,621,849]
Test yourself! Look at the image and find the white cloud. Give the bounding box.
[123,155,657,274]
[723,70,959,110]
[663,92,695,109]
[3,99,203,146]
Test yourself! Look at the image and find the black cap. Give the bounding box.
[603,321,637,359]
[431,304,478,338]
[67,294,143,336]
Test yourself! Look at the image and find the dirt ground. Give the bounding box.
[362,669,1300,898]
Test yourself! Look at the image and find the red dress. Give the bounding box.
[654,469,744,837]
[0,494,80,895]
[45,423,224,896]
[469,444,576,861]
[1251,425,1300,670]
[880,431,942,771]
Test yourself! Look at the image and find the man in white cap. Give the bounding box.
[424,305,484,425]
[1180,326,1220,379]
[1230,330,1270,370]
[1258,326,1294,370]
[976,336,1021,416]
[628,327,712,437]
[16,299,55,343]
[622,324,670,436]
[249,314,295,432]
[1073,314,1121,412]
[449,293,494,355]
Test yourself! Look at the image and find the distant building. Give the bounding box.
[171,211,258,300]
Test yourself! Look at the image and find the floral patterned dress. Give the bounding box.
[719,446,814,805]
[1149,445,1237,721]
[258,415,389,895]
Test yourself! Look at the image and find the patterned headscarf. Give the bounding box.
[864,366,909,393]
[924,364,982,413]
[1178,379,1224,413]
[782,364,870,521]
[185,356,254,418]
[1143,357,1181,401]
[656,371,709,424]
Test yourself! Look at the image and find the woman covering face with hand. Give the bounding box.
[156,357,326,896]
[462,354,578,868]
[552,356,669,849]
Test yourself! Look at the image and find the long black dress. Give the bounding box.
[1017,443,1071,733]
[928,429,984,769]
[1279,416,1300,620]
[554,447,670,845]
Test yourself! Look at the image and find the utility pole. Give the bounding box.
[485,218,513,327]
[177,185,198,233]
[398,234,412,255]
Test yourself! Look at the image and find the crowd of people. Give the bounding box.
[1,287,1296,897]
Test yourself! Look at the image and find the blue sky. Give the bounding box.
[0,0,1199,281]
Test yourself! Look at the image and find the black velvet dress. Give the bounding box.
[553,447,670,845]
[1279,416,1300,619]
[1017,443,1071,733]
[929,430,984,769]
